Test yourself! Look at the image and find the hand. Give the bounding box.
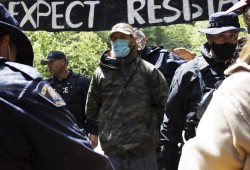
[88,134,98,148]
[169,48,196,61]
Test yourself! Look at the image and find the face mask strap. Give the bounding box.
[136,37,144,43]
[136,37,145,50]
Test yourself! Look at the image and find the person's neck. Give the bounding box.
[55,69,69,81]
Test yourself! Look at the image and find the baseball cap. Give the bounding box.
[41,50,66,65]
[109,23,134,38]
[226,0,250,13]
[199,12,246,34]
[0,3,33,66]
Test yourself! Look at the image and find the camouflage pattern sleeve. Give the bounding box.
[85,67,102,135]
[149,68,169,124]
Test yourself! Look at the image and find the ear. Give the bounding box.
[61,59,66,64]
[206,34,212,44]
[0,34,10,57]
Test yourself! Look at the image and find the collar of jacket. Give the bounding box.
[224,61,250,75]
[140,46,152,59]
[0,56,42,80]
[100,51,139,70]
[51,70,73,83]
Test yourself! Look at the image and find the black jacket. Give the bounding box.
[159,43,227,169]
[141,46,187,86]
[47,71,90,132]
[0,57,113,170]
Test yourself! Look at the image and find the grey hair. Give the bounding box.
[134,30,145,38]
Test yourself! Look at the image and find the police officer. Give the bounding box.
[159,11,246,170]
[0,3,113,169]
[41,51,91,135]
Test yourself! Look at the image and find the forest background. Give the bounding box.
[27,17,247,79]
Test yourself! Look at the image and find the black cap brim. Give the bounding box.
[199,26,246,34]
[40,58,54,65]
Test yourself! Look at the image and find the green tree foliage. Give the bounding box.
[138,22,207,55]
[26,31,108,79]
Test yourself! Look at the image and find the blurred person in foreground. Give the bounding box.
[41,50,90,136]
[178,36,250,170]
[0,3,113,170]
[85,23,168,170]
[159,11,246,170]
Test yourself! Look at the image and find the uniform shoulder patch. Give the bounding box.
[37,81,66,107]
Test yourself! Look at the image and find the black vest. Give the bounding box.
[47,72,88,131]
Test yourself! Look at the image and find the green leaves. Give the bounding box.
[26,31,108,79]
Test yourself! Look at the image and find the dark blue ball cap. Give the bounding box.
[199,11,246,34]
[41,50,66,65]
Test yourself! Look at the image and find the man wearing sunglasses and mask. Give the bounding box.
[159,11,246,170]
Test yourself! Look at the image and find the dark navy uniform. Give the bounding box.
[159,43,226,170]
[141,46,187,86]
[0,57,113,170]
[47,71,90,133]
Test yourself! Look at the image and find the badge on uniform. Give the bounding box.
[38,81,66,107]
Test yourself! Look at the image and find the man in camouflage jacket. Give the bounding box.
[85,23,168,170]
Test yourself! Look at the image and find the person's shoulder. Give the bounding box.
[79,74,90,81]
[176,57,200,73]
[5,61,42,80]
[168,57,202,84]
[88,66,103,80]
[46,77,53,82]
[149,47,171,57]
[140,58,155,70]
[221,63,250,93]
[71,72,89,80]
[75,73,90,86]
[218,67,250,121]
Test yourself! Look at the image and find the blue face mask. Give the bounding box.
[111,39,131,58]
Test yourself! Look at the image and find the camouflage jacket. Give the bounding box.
[86,51,168,155]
